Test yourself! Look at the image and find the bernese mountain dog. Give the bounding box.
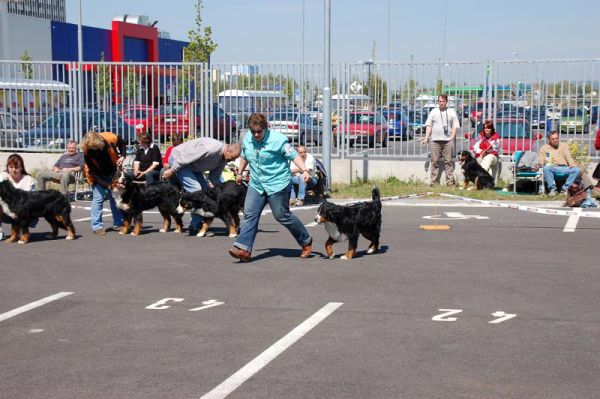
[111,172,184,236]
[314,187,381,260]
[0,177,76,244]
[457,150,495,190]
[177,180,247,238]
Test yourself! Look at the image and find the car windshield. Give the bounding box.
[269,113,297,121]
[349,114,375,124]
[561,109,584,117]
[496,121,530,138]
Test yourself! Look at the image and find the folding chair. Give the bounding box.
[512,150,544,194]
[73,171,91,201]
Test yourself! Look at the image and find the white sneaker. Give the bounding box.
[0,229,4,241]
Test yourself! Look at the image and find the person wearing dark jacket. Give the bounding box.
[131,132,162,184]
[81,131,126,235]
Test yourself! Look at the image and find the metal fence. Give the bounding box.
[1,59,599,161]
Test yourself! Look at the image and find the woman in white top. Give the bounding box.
[1,154,36,239]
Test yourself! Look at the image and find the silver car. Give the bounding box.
[268,112,323,145]
[0,111,26,148]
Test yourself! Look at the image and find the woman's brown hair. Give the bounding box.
[482,120,496,134]
[5,153,29,175]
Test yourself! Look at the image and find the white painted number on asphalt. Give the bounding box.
[489,311,517,324]
[423,212,489,220]
[189,299,225,312]
[145,298,185,310]
[432,309,463,321]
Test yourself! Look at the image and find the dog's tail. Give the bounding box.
[371,187,381,206]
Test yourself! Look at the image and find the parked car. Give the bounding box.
[407,109,428,134]
[465,118,542,155]
[559,108,589,134]
[590,105,598,124]
[20,110,137,150]
[529,106,547,129]
[151,102,236,142]
[0,111,26,148]
[546,107,561,120]
[381,109,412,140]
[334,111,388,148]
[268,112,322,145]
[469,101,496,127]
[120,105,156,134]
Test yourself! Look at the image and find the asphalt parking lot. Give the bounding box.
[1,198,600,399]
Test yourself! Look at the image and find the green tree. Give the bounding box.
[95,52,112,111]
[183,0,217,63]
[20,51,33,79]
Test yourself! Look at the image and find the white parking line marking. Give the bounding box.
[563,208,582,232]
[200,302,343,399]
[0,292,73,323]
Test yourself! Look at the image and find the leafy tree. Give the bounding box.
[95,52,112,110]
[20,51,33,79]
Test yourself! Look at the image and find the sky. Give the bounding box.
[66,0,600,64]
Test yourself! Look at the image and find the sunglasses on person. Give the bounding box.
[250,128,264,134]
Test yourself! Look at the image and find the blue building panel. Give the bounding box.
[51,21,112,61]
[123,37,148,62]
[159,38,187,62]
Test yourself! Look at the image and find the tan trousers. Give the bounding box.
[430,140,455,185]
[35,170,74,194]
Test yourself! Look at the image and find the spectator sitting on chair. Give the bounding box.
[473,120,500,176]
[131,132,162,184]
[537,130,580,196]
[35,140,84,194]
[289,145,317,207]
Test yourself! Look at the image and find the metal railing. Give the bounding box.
[1,59,599,162]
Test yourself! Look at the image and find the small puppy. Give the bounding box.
[457,150,495,190]
[314,187,382,260]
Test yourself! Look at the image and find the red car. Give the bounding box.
[465,118,542,155]
[120,105,156,134]
[151,102,236,142]
[334,111,388,148]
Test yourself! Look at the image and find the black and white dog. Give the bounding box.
[314,187,382,260]
[457,150,495,190]
[0,176,76,244]
[177,181,247,238]
[111,172,184,236]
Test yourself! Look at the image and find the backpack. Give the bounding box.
[516,151,539,172]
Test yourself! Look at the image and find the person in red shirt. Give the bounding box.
[163,134,183,169]
[473,119,501,177]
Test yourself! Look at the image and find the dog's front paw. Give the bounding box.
[17,240,26,244]
[340,255,348,260]
[367,248,376,254]
[173,229,182,234]
[130,232,139,236]
[196,231,206,237]
[328,254,335,259]
[159,228,167,233]
[65,235,75,240]
[467,186,475,191]
[228,233,238,238]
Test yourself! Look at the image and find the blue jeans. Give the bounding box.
[91,183,124,231]
[234,185,312,253]
[290,174,318,200]
[175,167,209,230]
[543,164,580,192]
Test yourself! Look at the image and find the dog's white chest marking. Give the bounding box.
[0,198,17,219]
[324,221,347,242]
[112,187,129,211]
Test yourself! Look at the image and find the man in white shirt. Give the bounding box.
[289,145,317,206]
[421,94,460,186]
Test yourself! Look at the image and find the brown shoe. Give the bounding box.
[228,247,251,262]
[300,242,312,258]
[93,229,106,236]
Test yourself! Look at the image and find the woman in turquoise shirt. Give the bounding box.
[228,113,313,262]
